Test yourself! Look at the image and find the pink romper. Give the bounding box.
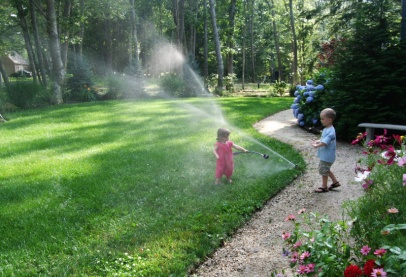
[215,141,234,178]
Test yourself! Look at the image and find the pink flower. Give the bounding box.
[403,174,406,186]
[374,248,387,257]
[398,156,406,167]
[285,214,296,221]
[371,268,387,277]
[373,129,390,146]
[305,263,315,273]
[387,207,399,213]
[291,252,299,263]
[300,251,311,260]
[293,241,302,249]
[297,265,307,275]
[282,232,291,240]
[298,208,306,214]
[360,245,371,255]
[362,179,373,190]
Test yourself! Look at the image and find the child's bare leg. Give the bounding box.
[322,175,328,188]
[329,171,338,184]
[215,178,220,185]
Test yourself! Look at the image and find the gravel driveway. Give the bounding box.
[194,109,365,276]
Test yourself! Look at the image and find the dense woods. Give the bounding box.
[0,0,405,139]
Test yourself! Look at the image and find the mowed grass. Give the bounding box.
[0,97,303,276]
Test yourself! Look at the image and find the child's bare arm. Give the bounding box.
[213,144,219,159]
[232,144,248,152]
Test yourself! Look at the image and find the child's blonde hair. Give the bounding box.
[217,128,230,141]
[321,108,336,120]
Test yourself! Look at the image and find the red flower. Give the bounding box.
[364,259,376,276]
[344,264,363,277]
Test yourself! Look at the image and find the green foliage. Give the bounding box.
[65,59,97,102]
[325,42,406,141]
[159,73,185,97]
[273,80,288,97]
[224,74,237,93]
[346,134,406,252]
[278,212,352,276]
[0,98,302,275]
[5,81,49,108]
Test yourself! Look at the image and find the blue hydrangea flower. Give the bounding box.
[299,121,305,126]
[291,104,299,109]
[309,91,315,97]
[306,80,313,85]
[305,85,315,91]
[315,84,324,91]
[293,97,300,103]
[294,91,300,96]
[306,97,314,103]
[294,109,299,118]
[303,91,309,97]
[298,113,304,121]
[312,118,318,125]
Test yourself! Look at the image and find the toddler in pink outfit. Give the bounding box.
[213,128,248,185]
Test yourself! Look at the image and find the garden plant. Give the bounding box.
[273,130,406,277]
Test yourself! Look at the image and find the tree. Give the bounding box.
[46,0,65,104]
[208,0,224,89]
[402,0,406,41]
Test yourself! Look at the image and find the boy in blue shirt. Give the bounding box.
[311,108,340,193]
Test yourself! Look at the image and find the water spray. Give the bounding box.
[233,151,269,159]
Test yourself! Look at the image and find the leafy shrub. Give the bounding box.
[65,59,97,102]
[159,73,185,97]
[5,81,48,108]
[273,80,288,97]
[347,131,406,251]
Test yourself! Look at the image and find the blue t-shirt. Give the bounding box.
[317,126,336,163]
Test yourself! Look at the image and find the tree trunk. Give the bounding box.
[29,0,48,86]
[268,0,283,81]
[227,0,236,75]
[289,0,298,84]
[402,0,406,41]
[208,0,224,89]
[16,1,38,83]
[129,0,139,62]
[46,0,65,104]
[203,0,208,80]
[60,0,72,71]
[249,0,255,83]
[0,57,10,86]
[79,0,84,62]
[242,0,248,90]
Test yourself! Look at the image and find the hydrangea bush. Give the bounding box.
[290,79,326,130]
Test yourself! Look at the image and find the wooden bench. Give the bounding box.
[358,123,406,142]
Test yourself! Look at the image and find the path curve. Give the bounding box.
[194,109,364,276]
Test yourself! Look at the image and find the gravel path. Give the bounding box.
[194,109,365,277]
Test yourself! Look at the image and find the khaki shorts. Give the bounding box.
[318,161,333,176]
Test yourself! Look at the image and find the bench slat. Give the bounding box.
[358,123,406,142]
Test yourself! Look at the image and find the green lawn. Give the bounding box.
[0,97,303,276]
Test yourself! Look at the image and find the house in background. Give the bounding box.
[1,51,29,76]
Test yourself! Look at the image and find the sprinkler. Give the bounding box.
[233,151,269,159]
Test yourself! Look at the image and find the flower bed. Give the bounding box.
[273,130,406,277]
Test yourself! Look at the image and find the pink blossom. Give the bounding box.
[297,265,307,275]
[362,179,373,190]
[360,245,371,255]
[387,207,399,213]
[398,156,406,167]
[282,232,291,240]
[305,263,315,273]
[371,268,387,277]
[298,208,306,214]
[374,248,387,257]
[285,214,296,221]
[403,174,406,186]
[300,251,311,260]
[293,241,302,249]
